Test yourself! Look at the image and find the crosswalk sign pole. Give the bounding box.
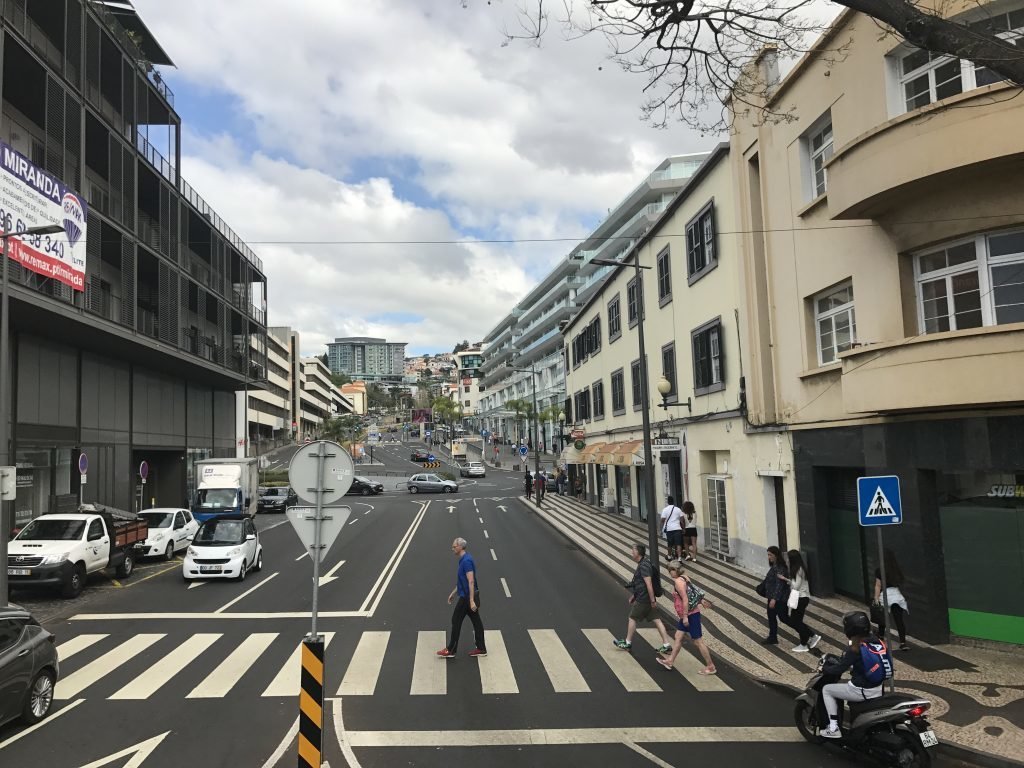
[876,527,895,694]
[301,441,327,767]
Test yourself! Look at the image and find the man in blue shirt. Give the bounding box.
[437,537,486,658]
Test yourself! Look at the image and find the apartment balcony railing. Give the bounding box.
[90,0,175,107]
[136,130,177,185]
[136,307,158,339]
[179,177,263,272]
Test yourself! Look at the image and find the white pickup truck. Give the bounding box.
[8,508,148,598]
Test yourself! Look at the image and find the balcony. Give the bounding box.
[179,178,263,272]
[840,324,1024,414]
[826,87,1024,220]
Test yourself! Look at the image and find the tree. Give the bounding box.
[485,0,1024,131]
[321,414,363,445]
[331,372,352,387]
[453,339,470,353]
[316,353,328,366]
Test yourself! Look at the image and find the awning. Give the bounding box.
[559,444,585,464]
[579,442,608,464]
[608,439,646,466]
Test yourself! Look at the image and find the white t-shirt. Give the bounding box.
[661,504,683,531]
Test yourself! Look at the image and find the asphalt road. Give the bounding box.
[0,441,962,767]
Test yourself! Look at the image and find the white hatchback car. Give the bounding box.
[139,508,199,560]
[459,461,486,478]
[182,516,263,582]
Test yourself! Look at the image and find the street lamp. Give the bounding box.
[591,255,661,577]
[656,375,692,412]
[558,411,566,452]
[0,223,66,607]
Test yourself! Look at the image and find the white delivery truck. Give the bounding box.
[192,458,259,522]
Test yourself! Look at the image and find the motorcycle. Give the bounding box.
[794,654,938,768]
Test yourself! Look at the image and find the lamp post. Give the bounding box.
[558,412,566,452]
[592,255,660,577]
[0,224,67,607]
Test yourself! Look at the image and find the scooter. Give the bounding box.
[794,654,938,768]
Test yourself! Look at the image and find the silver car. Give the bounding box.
[459,461,486,478]
[407,473,458,493]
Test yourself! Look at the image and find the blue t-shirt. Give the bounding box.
[457,552,477,598]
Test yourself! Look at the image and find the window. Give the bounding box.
[630,359,642,409]
[969,9,1024,86]
[814,282,857,365]
[611,369,626,414]
[0,619,23,653]
[899,48,963,111]
[572,316,602,367]
[656,248,672,304]
[807,118,834,198]
[916,229,1024,332]
[705,477,730,554]
[574,388,592,420]
[692,319,724,395]
[627,277,643,327]
[608,295,621,341]
[686,202,717,282]
[661,343,677,401]
[592,379,605,419]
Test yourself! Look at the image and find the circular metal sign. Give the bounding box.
[139,460,149,480]
[288,440,354,506]
[574,440,585,450]
[78,452,88,474]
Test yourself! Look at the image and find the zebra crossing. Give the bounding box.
[53,626,733,703]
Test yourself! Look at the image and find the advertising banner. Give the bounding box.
[411,408,432,424]
[0,141,87,291]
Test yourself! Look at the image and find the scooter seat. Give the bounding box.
[848,693,922,717]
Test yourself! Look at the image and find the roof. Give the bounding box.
[100,2,176,67]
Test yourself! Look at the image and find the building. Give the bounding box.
[291,354,336,440]
[561,145,795,574]
[478,154,709,452]
[0,0,267,520]
[455,344,486,428]
[730,2,1024,645]
[241,326,292,453]
[341,381,367,416]
[326,336,405,383]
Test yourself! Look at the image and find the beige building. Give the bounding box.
[730,1,1024,645]
[562,145,796,573]
[341,381,368,416]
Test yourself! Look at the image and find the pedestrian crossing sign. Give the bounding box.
[857,475,902,527]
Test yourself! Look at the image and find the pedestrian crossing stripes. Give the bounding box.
[50,627,734,703]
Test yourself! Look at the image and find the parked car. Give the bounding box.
[544,472,558,491]
[0,604,58,729]
[459,461,486,478]
[139,508,199,560]
[182,515,263,582]
[407,473,458,493]
[346,477,384,496]
[410,451,433,462]
[257,486,297,513]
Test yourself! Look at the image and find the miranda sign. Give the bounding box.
[0,141,87,291]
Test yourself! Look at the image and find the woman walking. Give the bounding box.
[780,550,822,653]
[657,560,716,675]
[873,549,910,650]
[760,546,789,645]
[682,501,698,562]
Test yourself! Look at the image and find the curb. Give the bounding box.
[520,495,1023,768]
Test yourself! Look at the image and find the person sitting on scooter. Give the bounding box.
[820,610,891,739]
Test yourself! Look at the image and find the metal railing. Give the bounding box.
[179,177,263,272]
[89,0,175,107]
[136,130,177,185]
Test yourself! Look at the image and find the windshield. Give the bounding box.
[16,519,86,541]
[354,477,371,483]
[264,488,287,498]
[193,519,245,546]
[196,488,239,508]
[140,511,174,528]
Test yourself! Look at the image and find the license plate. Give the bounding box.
[7,568,30,576]
[199,565,222,573]
[920,730,938,748]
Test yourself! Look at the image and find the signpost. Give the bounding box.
[857,474,902,693]
[139,460,149,486]
[518,445,529,459]
[78,452,88,505]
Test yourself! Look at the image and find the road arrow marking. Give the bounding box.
[187,580,206,589]
[497,506,507,512]
[319,560,347,586]
[76,731,170,768]
[448,505,456,514]
[0,699,83,750]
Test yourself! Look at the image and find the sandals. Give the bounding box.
[698,667,717,676]
[656,657,674,670]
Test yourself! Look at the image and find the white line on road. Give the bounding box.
[348,519,360,525]
[56,634,164,699]
[295,552,308,561]
[111,633,220,699]
[0,699,83,750]
[359,501,429,616]
[483,530,489,539]
[490,548,497,561]
[188,633,277,698]
[70,611,369,620]
[500,577,511,598]
[262,519,290,531]
[319,560,346,586]
[337,631,391,696]
[262,633,335,697]
[332,699,366,768]
[410,630,446,695]
[55,633,107,661]
[214,572,279,613]
[527,629,588,692]
[624,741,677,768]
[187,580,207,589]
[581,629,661,692]
[478,517,483,524]
[477,631,518,694]
[259,717,298,768]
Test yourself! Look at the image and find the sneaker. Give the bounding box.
[436,648,456,659]
[899,643,911,651]
[657,644,672,654]
[821,723,842,740]
[808,634,822,650]
[792,644,809,653]
[656,657,673,670]
[761,637,779,645]
[468,648,487,657]
[613,639,632,651]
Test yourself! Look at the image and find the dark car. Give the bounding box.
[257,487,297,513]
[346,476,384,496]
[0,605,58,729]
[544,472,558,491]
[410,451,432,462]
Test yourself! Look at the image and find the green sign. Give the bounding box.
[574,440,585,450]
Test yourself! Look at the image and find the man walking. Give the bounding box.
[534,469,546,505]
[614,543,672,654]
[437,537,486,658]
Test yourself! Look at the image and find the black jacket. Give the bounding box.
[823,640,884,689]
[763,563,789,601]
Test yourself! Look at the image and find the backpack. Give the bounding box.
[859,639,894,686]
[685,580,706,612]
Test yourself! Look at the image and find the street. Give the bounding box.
[0,444,966,768]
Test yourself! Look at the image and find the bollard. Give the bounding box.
[297,636,325,768]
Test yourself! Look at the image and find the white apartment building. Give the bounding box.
[478,153,709,451]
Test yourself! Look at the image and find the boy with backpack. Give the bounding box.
[613,543,672,654]
[820,610,895,739]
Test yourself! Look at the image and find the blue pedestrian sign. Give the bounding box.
[857,475,902,527]
[518,445,529,458]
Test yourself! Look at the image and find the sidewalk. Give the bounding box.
[524,492,1024,767]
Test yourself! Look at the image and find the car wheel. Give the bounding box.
[62,563,86,598]
[362,488,371,496]
[445,486,455,493]
[410,486,419,493]
[21,669,55,724]
[237,559,247,582]
[116,552,134,578]
[165,542,175,561]
[254,551,263,572]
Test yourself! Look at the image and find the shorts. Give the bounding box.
[629,601,657,621]
[676,611,703,639]
[666,530,684,548]
[684,528,698,539]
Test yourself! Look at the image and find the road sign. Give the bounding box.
[286,505,351,563]
[78,452,88,475]
[518,445,529,458]
[857,475,902,526]
[425,429,432,437]
[289,440,354,505]
[570,428,586,440]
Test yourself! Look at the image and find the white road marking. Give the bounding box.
[187,580,206,589]
[262,632,335,697]
[214,572,279,613]
[70,611,369,620]
[527,629,589,692]
[110,633,220,699]
[478,517,483,524]
[410,630,446,695]
[318,559,347,586]
[0,698,83,750]
[497,505,507,512]
[500,577,511,598]
[187,633,277,698]
[448,505,455,514]
[259,718,297,768]
[624,740,678,767]
[55,634,107,662]
[55,634,165,699]
[360,502,429,616]
[75,731,171,768]
[636,629,731,692]
[483,529,489,539]
[477,630,517,694]
[262,519,290,531]
[490,548,497,561]
[345,726,803,747]
[295,552,309,561]
[331,699,366,768]
[337,631,391,696]
[581,628,661,692]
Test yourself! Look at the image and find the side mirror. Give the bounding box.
[246,533,256,541]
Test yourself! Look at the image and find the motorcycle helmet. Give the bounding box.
[842,610,871,639]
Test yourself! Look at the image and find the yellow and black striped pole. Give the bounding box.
[298,635,325,768]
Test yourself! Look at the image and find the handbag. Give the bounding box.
[787,588,800,610]
[870,601,886,626]
[755,579,767,598]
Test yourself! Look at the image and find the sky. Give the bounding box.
[133,0,719,356]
